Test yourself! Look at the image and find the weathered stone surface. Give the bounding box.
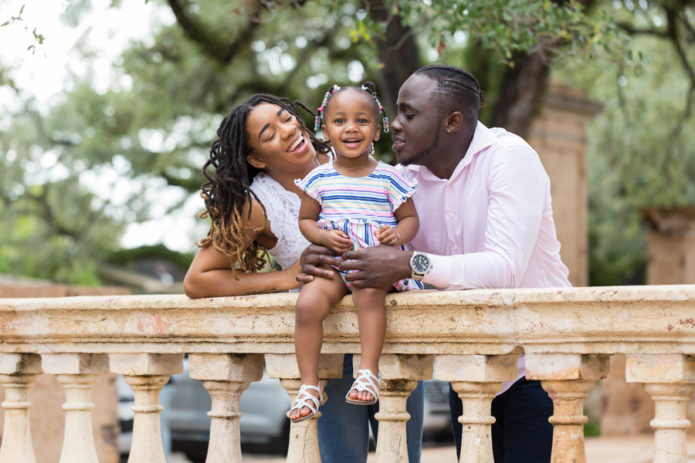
[1,286,695,462]
[2,286,695,355]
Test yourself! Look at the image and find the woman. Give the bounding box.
[184,93,424,463]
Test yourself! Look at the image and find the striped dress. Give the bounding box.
[295,161,423,291]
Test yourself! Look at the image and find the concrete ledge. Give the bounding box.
[1,285,694,355]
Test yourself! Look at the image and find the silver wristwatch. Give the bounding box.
[409,251,432,281]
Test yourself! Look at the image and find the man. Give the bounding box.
[301,64,570,462]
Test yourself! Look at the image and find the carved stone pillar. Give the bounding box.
[626,354,695,463]
[436,354,519,463]
[188,353,264,463]
[358,354,434,463]
[42,353,109,463]
[0,353,42,463]
[265,353,344,463]
[526,82,602,286]
[110,353,183,463]
[526,353,609,463]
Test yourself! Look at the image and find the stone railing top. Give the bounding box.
[1,285,695,355]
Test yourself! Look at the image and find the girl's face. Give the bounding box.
[322,89,381,160]
[245,103,316,174]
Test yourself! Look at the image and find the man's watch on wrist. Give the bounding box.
[409,251,432,281]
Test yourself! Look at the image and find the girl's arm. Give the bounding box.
[183,197,301,298]
[298,193,353,254]
[376,197,419,246]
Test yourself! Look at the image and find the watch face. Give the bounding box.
[412,254,430,273]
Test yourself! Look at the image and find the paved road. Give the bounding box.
[169,435,695,463]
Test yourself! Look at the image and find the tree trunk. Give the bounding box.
[491,50,550,139]
[365,1,422,113]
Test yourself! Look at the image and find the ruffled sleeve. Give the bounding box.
[294,167,324,205]
[384,164,418,211]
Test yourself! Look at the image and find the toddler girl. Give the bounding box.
[289,82,422,422]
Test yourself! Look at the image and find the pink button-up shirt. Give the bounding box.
[401,122,570,393]
[403,121,570,290]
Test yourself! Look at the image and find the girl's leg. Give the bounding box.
[291,274,347,420]
[350,286,389,402]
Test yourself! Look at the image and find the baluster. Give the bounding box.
[526,353,608,463]
[187,353,263,463]
[266,353,343,463]
[626,354,695,463]
[369,354,432,463]
[110,353,183,463]
[42,353,108,463]
[0,353,42,463]
[436,354,518,463]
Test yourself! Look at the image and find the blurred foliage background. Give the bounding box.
[1,0,693,286]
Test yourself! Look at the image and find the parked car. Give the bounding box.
[118,360,452,462]
[117,359,289,462]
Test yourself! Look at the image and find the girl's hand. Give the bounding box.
[375,225,400,246]
[323,230,353,254]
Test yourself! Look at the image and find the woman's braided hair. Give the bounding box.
[198,93,330,274]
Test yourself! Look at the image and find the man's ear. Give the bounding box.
[444,111,464,134]
[246,153,266,169]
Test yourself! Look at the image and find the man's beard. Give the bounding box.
[400,130,440,166]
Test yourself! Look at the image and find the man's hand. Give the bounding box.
[296,244,342,283]
[323,229,354,255]
[375,225,399,246]
[339,246,413,289]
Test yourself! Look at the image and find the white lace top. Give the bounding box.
[249,172,310,269]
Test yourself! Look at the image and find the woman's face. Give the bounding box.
[245,103,316,175]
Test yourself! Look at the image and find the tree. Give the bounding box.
[1,0,692,286]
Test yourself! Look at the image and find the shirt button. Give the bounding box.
[453,244,460,251]
[446,212,454,220]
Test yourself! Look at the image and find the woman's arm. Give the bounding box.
[183,197,301,298]
[184,245,301,298]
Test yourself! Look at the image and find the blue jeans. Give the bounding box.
[318,354,424,463]
[449,378,553,463]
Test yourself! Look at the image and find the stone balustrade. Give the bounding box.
[1,285,695,463]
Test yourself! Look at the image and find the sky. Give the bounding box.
[1,0,206,252]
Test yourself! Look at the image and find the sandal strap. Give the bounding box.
[348,369,382,399]
[290,384,323,414]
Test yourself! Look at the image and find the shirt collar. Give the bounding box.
[405,121,497,182]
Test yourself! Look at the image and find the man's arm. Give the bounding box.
[341,146,550,290]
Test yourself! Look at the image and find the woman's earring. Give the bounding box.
[369,142,375,155]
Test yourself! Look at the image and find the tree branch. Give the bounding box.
[166,0,261,64]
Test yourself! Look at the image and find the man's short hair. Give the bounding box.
[414,65,485,128]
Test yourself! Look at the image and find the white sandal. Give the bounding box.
[287,384,327,422]
[345,369,382,405]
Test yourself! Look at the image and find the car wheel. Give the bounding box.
[184,449,207,463]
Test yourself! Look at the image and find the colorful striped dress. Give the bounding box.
[295,161,423,291]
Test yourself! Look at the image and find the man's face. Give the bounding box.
[391,74,442,166]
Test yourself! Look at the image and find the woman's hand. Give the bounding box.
[375,225,400,246]
[282,259,304,291]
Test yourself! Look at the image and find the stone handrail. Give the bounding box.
[1,285,695,463]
